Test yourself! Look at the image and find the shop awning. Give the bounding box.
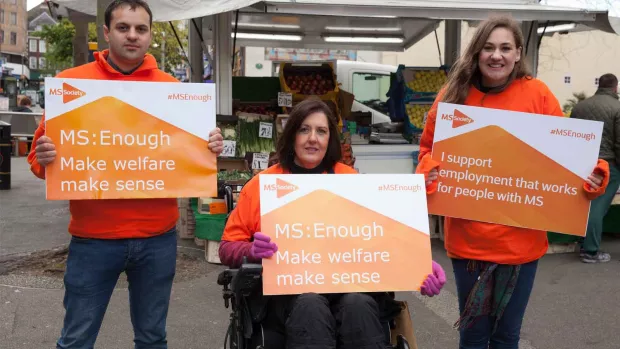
[50,0,263,21]
[52,0,619,51]
[52,0,612,24]
[259,0,603,22]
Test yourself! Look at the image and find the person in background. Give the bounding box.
[27,1,224,348]
[569,73,620,263]
[15,95,33,113]
[417,15,609,349]
[219,97,446,349]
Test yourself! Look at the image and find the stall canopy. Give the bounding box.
[53,0,619,52]
[50,0,262,21]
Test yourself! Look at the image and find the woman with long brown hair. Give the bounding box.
[418,15,609,349]
[219,97,447,349]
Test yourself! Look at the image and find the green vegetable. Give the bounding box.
[236,113,275,157]
[218,170,252,181]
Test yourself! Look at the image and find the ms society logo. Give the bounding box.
[441,109,474,128]
[264,178,299,198]
[49,83,86,104]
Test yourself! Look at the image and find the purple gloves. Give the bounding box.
[250,233,278,260]
[420,260,447,297]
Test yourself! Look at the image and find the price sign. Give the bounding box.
[259,122,273,139]
[278,92,292,107]
[252,152,269,170]
[220,140,236,157]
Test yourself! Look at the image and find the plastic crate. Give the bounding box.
[190,199,227,241]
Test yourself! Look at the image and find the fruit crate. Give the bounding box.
[401,66,449,104]
[279,62,340,102]
[282,97,343,128]
[233,99,279,117]
[405,102,432,132]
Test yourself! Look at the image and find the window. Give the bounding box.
[39,57,46,69]
[29,39,37,52]
[29,56,37,69]
[10,32,16,45]
[39,40,46,53]
[10,12,16,25]
[1,10,4,24]
[352,72,391,104]
[0,30,3,44]
[564,76,571,84]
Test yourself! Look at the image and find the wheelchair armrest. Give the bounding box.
[231,263,263,298]
[217,262,263,309]
[217,268,237,286]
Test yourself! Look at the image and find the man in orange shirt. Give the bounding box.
[28,1,223,348]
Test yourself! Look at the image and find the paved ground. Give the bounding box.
[1,156,620,348]
[0,158,70,258]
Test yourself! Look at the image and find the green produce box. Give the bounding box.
[190,199,227,241]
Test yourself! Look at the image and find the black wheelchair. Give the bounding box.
[217,259,413,349]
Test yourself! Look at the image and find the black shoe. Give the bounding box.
[394,335,410,349]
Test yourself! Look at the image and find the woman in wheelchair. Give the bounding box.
[219,97,446,349]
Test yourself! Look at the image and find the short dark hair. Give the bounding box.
[599,73,618,89]
[105,0,153,28]
[276,97,342,171]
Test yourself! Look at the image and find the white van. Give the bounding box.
[334,60,396,125]
[273,60,397,125]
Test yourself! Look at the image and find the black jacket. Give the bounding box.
[571,88,620,168]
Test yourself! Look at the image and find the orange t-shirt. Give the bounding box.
[419,77,564,265]
[27,50,182,239]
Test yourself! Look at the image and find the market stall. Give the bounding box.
[52,0,620,259]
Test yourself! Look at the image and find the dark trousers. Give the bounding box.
[583,165,620,253]
[452,259,538,349]
[57,228,177,349]
[250,293,388,349]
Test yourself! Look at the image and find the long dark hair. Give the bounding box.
[441,15,531,104]
[276,97,342,171]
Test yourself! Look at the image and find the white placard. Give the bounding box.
[259,174,431,296]
[252,152,269,170]
[278,92,292,107]
[220,140,236,157]
[259,122,273,139]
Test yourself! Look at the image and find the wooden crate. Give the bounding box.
[176,198,195,239]
[546,242,578,254]
[194,237,205,247]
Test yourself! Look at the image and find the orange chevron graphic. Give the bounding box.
[452,109,474,128]
[262,189,431,295]
[276,178,298,198]
[45,96,217,200]
[429,125,588,236]
[62,83,86,104]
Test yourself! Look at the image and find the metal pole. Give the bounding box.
[214,12,232,116]
[444,20,461,67]
[97,0,114,50]
[188,17,203,83]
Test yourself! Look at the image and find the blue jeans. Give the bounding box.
[452,258,538,349]
[57,228,177,349]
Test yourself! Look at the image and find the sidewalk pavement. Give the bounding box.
[2,156,620,348]
[0,157,70,259]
